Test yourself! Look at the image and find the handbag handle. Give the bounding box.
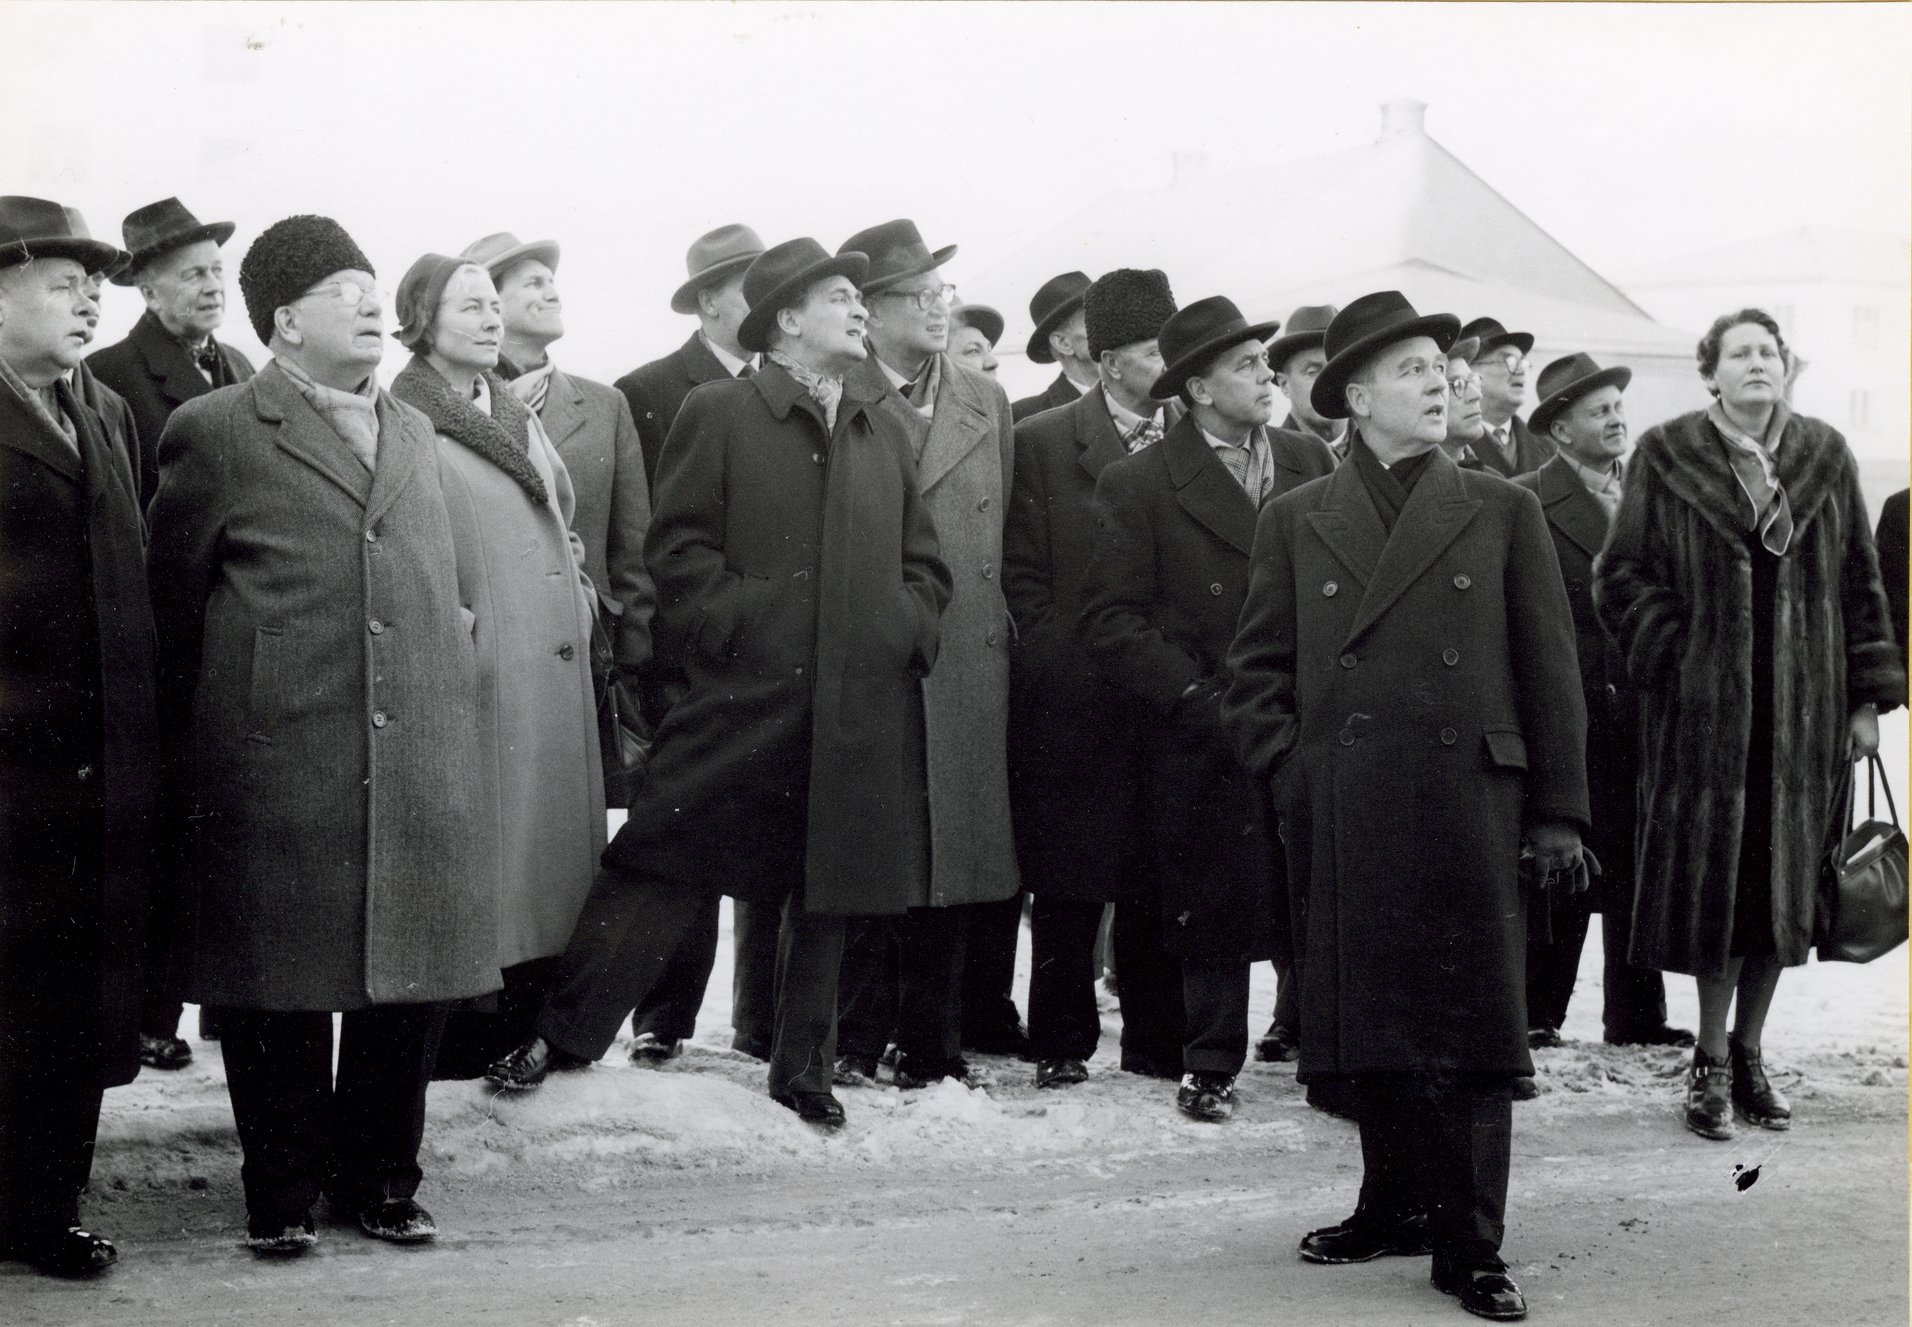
[1868,752,1900,830]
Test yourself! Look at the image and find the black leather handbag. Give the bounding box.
[1818,754,1909,964]
[590,609,652,811]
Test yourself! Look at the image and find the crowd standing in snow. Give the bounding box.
[0,191,1904,1324]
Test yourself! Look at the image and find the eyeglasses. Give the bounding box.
[299,279,385,308]
[1446,369,1481,396]
[1484,351,1529,374]
[884,283,957,312]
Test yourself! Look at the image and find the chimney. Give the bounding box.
[1380,98,1427,140]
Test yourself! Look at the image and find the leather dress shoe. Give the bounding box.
[1255,1021,1299,1063]
[1298,1210,1431,1264]
[1176,1071,1236,1122]
[1526,1026,1562,1050]
[1728,1037,1791,1130]
[484,1036,592,1090]
[245,1212,318,1256]
[628,1032,684,1065]
[139,1033,193,1071]
[1604,1024,1695,1048]
[833,1053,880,1086]
[357,1198,437,1243]
[1684,1046,1736,1140]
[2,1225,120,1276]
[893,1053,977,1089]
[773,1090,846,1131]
[1432,1255,1527,1320]
[1511,1075,1540,1101]
[1035,1058,1089,1089]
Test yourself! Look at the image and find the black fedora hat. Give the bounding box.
[111,197,235,286]
[1311,291,1461,420]
[1150,296,1282,402]
[670,224,766,315]
[954,303,1004,347]
[1527,352,1633,435]
[0,196,125,275]
[1264,303,1338,375]
[838,219,955,295]
[1446,335,1482,366]
[1458,316,1534,359]
[736,238,869,355]
[1025,270,1092,364]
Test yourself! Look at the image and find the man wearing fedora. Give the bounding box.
[1082,296,1331,1122]
[1267,303,1346,459]
[1461,316,1552,479]
[1515,354,1689,1052]
[1005,267,1184,1089]
[0,197,153,1278]
[950,303,1002,378]
[488,238,951,1131]
[1011,270,1096,423]
[1224,291,1588,1322]
[89,198,255,508]
[831,218,1020,1086]
[1439,336,1489,470]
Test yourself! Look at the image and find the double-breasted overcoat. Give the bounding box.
[147,362,498,1011]
[607,362,952,915]
[86,309,254,505]
[1224,447,1590,1079]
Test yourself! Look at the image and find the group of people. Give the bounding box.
[0,188,1902,1324]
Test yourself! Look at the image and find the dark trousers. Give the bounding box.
[1525,897,1592,1034]
[1525,898,1669,1039]
[1182,960,1251,1075]
[629,891,720,1043]
[837,905,968,1066]
[1111,900,1186,1073]
[0,1029,104,1241]
[537,867,845,1097]
[1353,1073,1514,1263]
[959,892,1026,1043]
[434,956,559,1080]
[219,1003,447,1224]
[1269,954,1300,1037]
[731,898,782,1059]
[1028,897,1107,1062]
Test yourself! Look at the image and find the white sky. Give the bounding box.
[3,0,1907,387]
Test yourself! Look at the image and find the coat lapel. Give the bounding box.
[0,380,84,485]
[134,312,212,410]
[1163,416,1255,557]
[1343,448,1482,648]
[1303,461,1387,587]
[1075,387,1129,481]
[540,367,589,446]
[256,363,374,506]
[678,332,732,390]
[917,355,992,492]
[365,391,427,526]
[1537,455,1610,560]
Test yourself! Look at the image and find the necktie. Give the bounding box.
[737,361,754,380]
[1128,418,1164,454]
[195,342,221,377]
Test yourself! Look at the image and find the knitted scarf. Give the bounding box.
[392,355,547,505]
[767,350,843,433]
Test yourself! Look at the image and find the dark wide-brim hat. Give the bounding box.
[670,223,765,315]
[1150,296,1282,402]
[1264,303,1338,374]
[954,303,1004,347]
[111,196,235,285]
[0,195,125,275]
[1025,270,1092,364]
[461,231,560,281]
[1311,291,1461,420]
[838,219,955,294]
[1527,352,1633,435]
[736,238,869,355]
[1458,316,1534,359]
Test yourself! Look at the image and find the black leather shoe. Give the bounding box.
[833,1053,880,1086]
[1728,1037,1791,1130]
[1176,1071,1236,1122]
[1255,1021,1300,1063]
[1684,1046,1736,1140]
[1511,1075,1540,1101]
[1035,1058,1089,1089]
[1432,1256,1527,1320]
[2,1225,121,1276]
[1298,1210,1431,1263]
[893,1053,977,1089]
[1604,1024,1695,1048]
[628,1032,684,1065]
[357,1198,437,1243]
[484,1036,591,1090]
[139,1033,193,1071]
[773,1090,846,1131]
[245,1213,318,1256]
[1526,1026,1562,1050]
[964,1022,1034,1060]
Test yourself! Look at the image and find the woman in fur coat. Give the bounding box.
[1595,308,1902,1143]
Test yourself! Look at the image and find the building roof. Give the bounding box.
[1620,226,1911,289]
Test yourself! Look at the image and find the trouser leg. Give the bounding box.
[1181,960,1251,1075]
[731,898,782,1058]
[1112,900,1184,1071]
[1352,1078,1425,1222]
[1411,1073,1513,1261]
[1525,897,1592,1032]
[1027,897,1104,1062]
[767,897,848,1098]
[1270,953,1300,1038]
[630,891,721,1043]
[1601,894,1670,1039]
[892,905,969,1066]
[958,892,1025,1043]
[328,1002,448,1209]
[436,957,559,1079]
[0,1027,105,1240]
[534,867,712,1060]
[219,1009,335,1224]
[834,915,899,1061]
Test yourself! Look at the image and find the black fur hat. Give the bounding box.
[239,214,376,345]
[1084,268,1177,361]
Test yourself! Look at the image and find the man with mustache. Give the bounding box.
[1461,316,1552,478]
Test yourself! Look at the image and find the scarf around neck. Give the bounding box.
[501,354,559,415]
[392,355,548,505]
[1706,399,1794,555]
[767,350,843,433]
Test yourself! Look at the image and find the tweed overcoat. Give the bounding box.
[1223,447,1590,1079]
[607,362,952,914]
[0,369,158,1088]
[86,309,254,505]
[1470,413,1554,480]
[1593,410,1902,978]
[856,353,1019,907]
[1082,416,1332,961]
[538,365,655,672]
[392,362,605,970]
[147,362,498,1010]
[1011,371,1083,424]
[1003,387,1151,903]
[614,332,737,493]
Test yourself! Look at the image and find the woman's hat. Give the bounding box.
[670,224,765,315]
[1527,352,1633,435]
[0,195,125,275]
[953,303,1004,347]
[393,253,479,351]
[1025,270,1093,364]
[1310,291,1461,420]
[461,232,560,282]
[111,197,236,286]
[736,238,870,355]
[1150,296,1282,402]
[1263,304,1338,376]
[1458,316,1534,359]
[838,219,955,294]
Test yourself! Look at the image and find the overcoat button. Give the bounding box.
[364,529,378,543]
[812,453,823,464]
[1210,583,1223,596]
[1453,573,1472,590]
[1339,730,1356,747]
[982,565,995,580]
[1440,727,1457,745]
[368,618,384,635]
[372,711,388,729]
[1339,652,1357,669]
[986,629,1000,646]
[978,497,991,511]
[1323,581,1338,597]
[1442,648,1459,666]
[558,643,575,661]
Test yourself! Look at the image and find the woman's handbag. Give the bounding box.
[590,608,652,811]
[1817,753,1908,964]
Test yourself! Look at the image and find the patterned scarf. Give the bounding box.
[392,356,548,505]
[0,354,78,453]
[276,354,380,472]
[1706,399,1794,556]
[505,357,559,415]
[767,350,843,433]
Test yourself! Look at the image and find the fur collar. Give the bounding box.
[392,356,547,506]
[1638,408,1850,546]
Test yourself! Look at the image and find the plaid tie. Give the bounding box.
[1128,418,1164,454]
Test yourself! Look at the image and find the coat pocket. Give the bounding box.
[247,625,285,744]
[1482,725,1528,771]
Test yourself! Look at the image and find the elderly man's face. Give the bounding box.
[1476,344,1529,417]
[700,272,751,345]
[1444,354,1485,441]
[495,258,563,347]
[1103,338,1166,399]
[140,239,225,342]
[780,274,867,372]
[948,324,997,376]
[430,265,503,374]
[1189,338,1276,429]
[866,267,951,365]
[1276,346,1329,428]
[1554,385,1628,466]
[1048,309,1090,364]
[1347,336,1447,448]
[0,257,102,385]
[281,268,384,377]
